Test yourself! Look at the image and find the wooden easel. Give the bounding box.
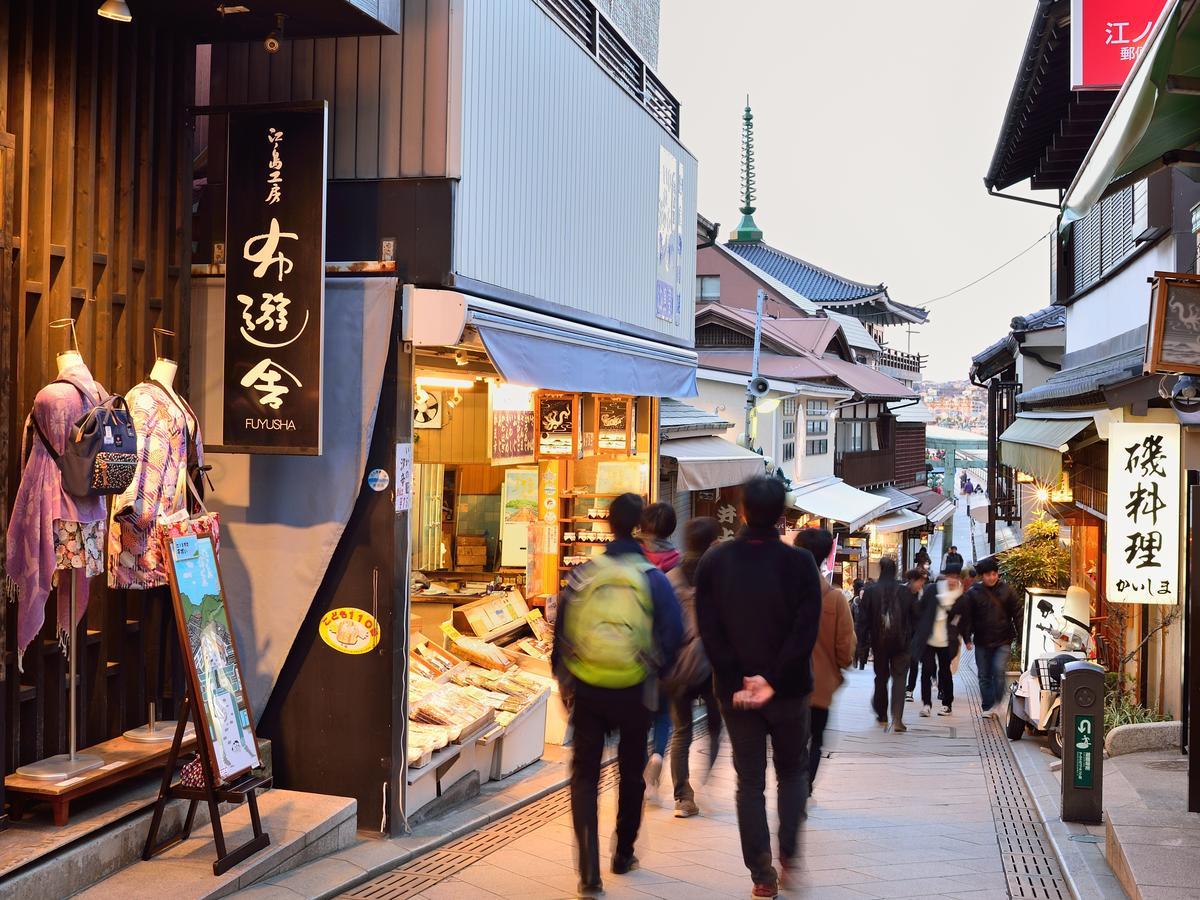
[142,692,272,875]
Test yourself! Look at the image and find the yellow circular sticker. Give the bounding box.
[320,607,381,655]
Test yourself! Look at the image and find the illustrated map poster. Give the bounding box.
[537,393,576,457]
[167,535,261,782]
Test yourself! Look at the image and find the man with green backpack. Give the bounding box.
[552,493,683,897]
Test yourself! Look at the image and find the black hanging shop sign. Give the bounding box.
[223,103,328,455]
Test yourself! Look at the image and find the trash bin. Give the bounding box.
[1060,660,1104,824]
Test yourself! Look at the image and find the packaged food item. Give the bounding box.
[449,636,512,671]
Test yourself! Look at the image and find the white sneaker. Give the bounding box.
[905,691,914,702]
[938,705,952,716]
[644,753,663,804]
[920,705,931,717]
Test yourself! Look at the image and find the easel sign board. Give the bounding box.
[165,535,262,783]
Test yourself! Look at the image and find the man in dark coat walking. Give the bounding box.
[959,555,1020,716]
[860,557,916,732]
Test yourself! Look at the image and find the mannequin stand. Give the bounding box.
[16,572,103,780]
[125,702,193,743]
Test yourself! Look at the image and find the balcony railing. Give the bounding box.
[835,449,895,489]
[537,0,681,136]
[877,347,925,376]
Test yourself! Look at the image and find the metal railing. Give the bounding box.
[537,0,682,136]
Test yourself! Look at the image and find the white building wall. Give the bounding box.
[1064,238,1177,354]
[454,0,697,342]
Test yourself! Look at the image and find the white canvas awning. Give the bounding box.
[870,508,928,535]
[926,500,956,525]
[789,478,890,532]
[660,436,766,491]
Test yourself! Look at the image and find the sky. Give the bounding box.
[656,0,1061,382]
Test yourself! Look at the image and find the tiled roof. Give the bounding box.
[699,304,842,356]
[1011,305,1066,333]
[1016,347,1146,407]
[824,311,881,353]
[726,241,883,301]
[659,398,733,435]
[711,243,821,315]
[698,351,916,400]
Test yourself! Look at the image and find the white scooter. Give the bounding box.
[1006,593,1093,758]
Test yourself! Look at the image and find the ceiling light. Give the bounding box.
[417,375,474,389]
[97,0,132,22]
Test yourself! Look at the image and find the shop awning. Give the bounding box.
[999,416,1093,484]
[660,436,766,491]
[789,478,890,532]
[926,499,956,525]
[869,485,921,513]
[870,509,928,535]
[1062,2,1199,224]
[469,300,698,397]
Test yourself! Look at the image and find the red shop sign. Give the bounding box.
[1071,0,1167,90]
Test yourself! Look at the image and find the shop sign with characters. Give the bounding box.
[1105,422,1181,604]
[223,103,328,455]
[320,607,381,655]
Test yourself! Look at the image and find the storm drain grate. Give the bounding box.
[342,764,619,899]
[961,669,1070,900]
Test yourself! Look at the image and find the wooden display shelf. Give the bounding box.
[6,731,197,826]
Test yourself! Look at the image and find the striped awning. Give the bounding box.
[999,416,1093,483]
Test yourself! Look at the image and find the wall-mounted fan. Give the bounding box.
[414,388,443,428]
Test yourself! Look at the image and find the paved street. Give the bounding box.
[400,664,1025,900]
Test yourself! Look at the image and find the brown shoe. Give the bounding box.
[892,720,908,733]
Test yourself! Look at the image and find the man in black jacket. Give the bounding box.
[959,556,1020,715]
[860,557,915,732]
[696,477,823,898]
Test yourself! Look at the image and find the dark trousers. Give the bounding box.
[872,653,910,724]
[720,695,810,885]
[920,645,955,709]
[906,656,920,693]
[668,681,722,802]
[853,627,869,668]
[570,685,652,886]
[809,705,830,784]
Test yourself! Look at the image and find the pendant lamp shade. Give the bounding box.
[97,0,132,22]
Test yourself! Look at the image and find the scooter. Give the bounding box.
[1006,595,1093,758]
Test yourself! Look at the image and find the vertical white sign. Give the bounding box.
[1106,422,1180,604]
[656,145,684,325]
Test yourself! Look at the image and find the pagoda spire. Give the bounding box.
[730,97,763,242]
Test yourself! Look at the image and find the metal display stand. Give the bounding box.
[142,693,271,876]
[125,702,192,744]
[15,575,103,780]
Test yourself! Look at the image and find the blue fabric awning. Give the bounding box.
[470,301,698,397]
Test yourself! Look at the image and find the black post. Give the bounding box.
[1188,482,1200,813]
[986,379,998,552]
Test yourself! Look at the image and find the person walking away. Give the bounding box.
[941,544,964,574]
[861,558,916,732]
[851,579,869,669]
[793,528,855,793]
[696,477,823,898]
[903,569,928,703]
[664,516,722,818]
[553,494,683,896]
[914,544,931,572]
[639,502,681,803]
[911,563,967,717]
[959,556,1020,718]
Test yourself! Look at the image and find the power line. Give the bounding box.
[916,229,1053,309]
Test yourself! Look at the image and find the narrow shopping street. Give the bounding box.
[344,663,1062,900]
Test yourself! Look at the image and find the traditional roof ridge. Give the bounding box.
[709,242,821,314]
[725,239,885,297]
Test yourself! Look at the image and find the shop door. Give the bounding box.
[0,131,12,822]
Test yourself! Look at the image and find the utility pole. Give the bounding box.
[744,288,765,450]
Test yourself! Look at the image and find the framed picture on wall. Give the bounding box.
[1147,272,1200,375]
[595,396,633,455]
[488,381,536,466]
[535,392,579,459]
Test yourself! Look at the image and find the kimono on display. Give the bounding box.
[108,381,203,590]
[4,363,109,663]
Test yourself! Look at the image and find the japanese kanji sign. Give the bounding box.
[1071,0,1166,90]
[1106,421,1180,604]
[1072,715,1097,789]
[224,104,327,454]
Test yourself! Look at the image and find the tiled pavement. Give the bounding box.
[396,666,1020,900]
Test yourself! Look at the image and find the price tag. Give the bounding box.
[55,776,88,788]
[439,621,464,642]
[99,760,129,771]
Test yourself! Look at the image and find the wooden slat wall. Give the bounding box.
[0,0,195,778]
[202,0,460,192]
[414,388,488,464]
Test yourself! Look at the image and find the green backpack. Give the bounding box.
[562,554,656,689]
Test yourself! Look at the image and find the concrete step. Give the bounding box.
[71,789,356,900]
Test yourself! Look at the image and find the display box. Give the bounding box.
[452,591,530,638]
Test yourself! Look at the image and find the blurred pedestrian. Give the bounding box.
[914,544,931,571]
[553,494,683,896]
[960,556,1019,718]
[793,528,855,793]
[911,563,967,717]
[639,502,680,804]
[851,579,869,669]
[665,517,722,818]
[861,558,916,732]
[696,477,823,898]
[903,568,928,703]
[941,544,964,574]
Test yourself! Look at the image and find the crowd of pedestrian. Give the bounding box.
[550,476,1019,898]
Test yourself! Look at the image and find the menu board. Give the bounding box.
[488,381,536,465]
[536,392,578,458]
[1148,273,1200,375]
[596,396,633,455]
